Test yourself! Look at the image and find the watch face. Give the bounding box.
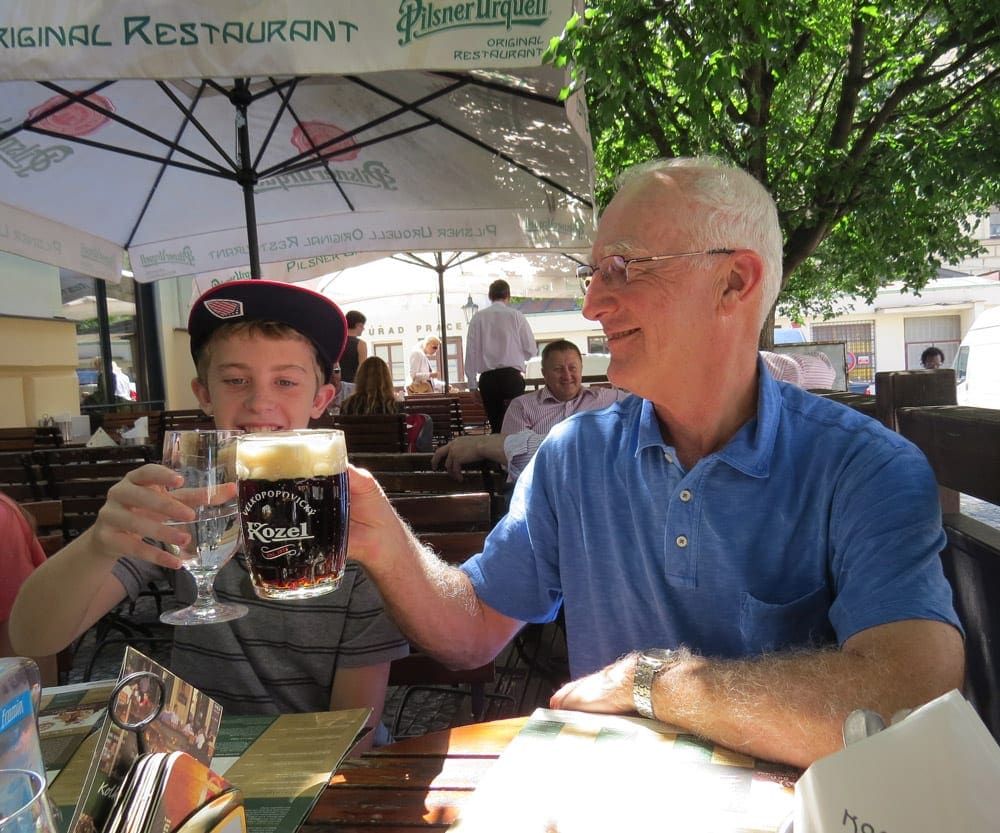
[643,648,676,662]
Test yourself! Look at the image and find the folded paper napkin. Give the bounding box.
[122,416,149,440]
[795,689,1000,831]
[86,427,118,448]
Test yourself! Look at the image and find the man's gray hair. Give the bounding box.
[616,157,783,328]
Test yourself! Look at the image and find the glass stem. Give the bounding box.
[192,571,219,607]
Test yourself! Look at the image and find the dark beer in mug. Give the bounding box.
[236,430,349,600]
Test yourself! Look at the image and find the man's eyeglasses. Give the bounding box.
[577,249,735,294]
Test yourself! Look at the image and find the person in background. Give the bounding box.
[464,279,537,432]
[112,362,134,400]
[342,357,402,416]
[436,350,811,484]
[327,363,355,415]
[408,336,446,393]
[340,310,368,383]
[501,339,628,435]
[921,346,945,369]
[0,491,58,686]
[344,156,962,769]
[11,281,407,751]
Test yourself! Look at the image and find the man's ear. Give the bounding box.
[719,250,764,313]
[191,377,213,415]
[311,383,336,418]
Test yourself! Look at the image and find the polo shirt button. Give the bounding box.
[679,489,692,502]
[675,535,688,548]
[664,452,673,463]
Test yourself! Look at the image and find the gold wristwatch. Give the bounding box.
[633,648,680,720]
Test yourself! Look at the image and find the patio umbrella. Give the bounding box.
[0,0,595,285]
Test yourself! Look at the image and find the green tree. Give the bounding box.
[550,0,1000,332]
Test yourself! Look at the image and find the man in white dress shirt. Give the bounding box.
[464,279,537,432]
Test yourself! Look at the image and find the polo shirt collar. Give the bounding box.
[635,356,779,479]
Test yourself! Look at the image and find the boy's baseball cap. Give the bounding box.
[188,280,347,380]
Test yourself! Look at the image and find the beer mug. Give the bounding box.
[235,429,350,600]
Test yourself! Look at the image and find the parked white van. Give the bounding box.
[955,306,1000,409]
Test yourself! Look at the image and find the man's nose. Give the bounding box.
[582,278,615,321]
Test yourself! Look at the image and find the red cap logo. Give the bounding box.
[204,299,244,320]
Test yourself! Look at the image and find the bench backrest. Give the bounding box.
[320,413,408,453]
[401,395,463,445]
[896,404,1000,742]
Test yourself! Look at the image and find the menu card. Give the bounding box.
[450,709,799,833]
[64,648,223,833]
[44,669,370,833]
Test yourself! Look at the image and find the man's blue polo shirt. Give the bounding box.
[462,364,961,678]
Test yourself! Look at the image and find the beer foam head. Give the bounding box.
[236,430,348,480]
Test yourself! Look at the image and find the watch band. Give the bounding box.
[633,648,679,720]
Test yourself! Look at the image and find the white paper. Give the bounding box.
[795,690,1000,832]
[85,427,118,447]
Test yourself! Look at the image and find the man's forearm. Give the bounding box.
[350,507,514,669]
[654,621,964,767]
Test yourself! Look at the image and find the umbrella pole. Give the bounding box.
[234,80,261,279]
[435,254,449,390]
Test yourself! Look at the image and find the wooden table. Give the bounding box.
[307,718,526,833]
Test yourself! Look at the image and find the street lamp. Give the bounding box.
[461,294,479,323]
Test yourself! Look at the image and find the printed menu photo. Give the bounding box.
[64,647,224,833]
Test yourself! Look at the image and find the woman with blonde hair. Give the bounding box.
[341,356,401,416]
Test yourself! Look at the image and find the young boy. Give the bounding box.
[10,281,407,748]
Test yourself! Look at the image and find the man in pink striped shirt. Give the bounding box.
[501,339,629,435]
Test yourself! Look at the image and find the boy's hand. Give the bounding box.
[87,464,210,568]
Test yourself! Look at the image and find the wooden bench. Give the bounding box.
[20,499,64,556]
[401,395,463,446]
[0,426,63,452]
[32,446,153,538]
[391,492,494,532]
[895,404,1000,742]
[350,452,435,471]
[384,503,498,727]
[455,391,490,435]
[98,410,163,447]
[313,413,408,453]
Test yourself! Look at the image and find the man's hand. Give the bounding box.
[549,654,636,715]
[432,435,508,480]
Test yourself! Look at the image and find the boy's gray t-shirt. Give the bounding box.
[112,554,408,713]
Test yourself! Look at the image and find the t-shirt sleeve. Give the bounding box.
[0,500,46,620]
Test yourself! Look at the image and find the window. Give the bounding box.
[903,315,961,368]
[811,321,876,386]
[444,336,465,388]
[374,342,405,386]
[587,336,609,354]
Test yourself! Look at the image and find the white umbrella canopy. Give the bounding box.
[313,250,588,302]
[0,1,595,284]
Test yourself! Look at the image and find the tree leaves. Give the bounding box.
[549,0,1000,322]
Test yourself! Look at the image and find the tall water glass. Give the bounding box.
[159,429,248,625]
[236,429,350,600]
[0,770,56,833]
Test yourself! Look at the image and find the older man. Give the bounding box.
[346,157,963,768]
[501,340,628,435]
